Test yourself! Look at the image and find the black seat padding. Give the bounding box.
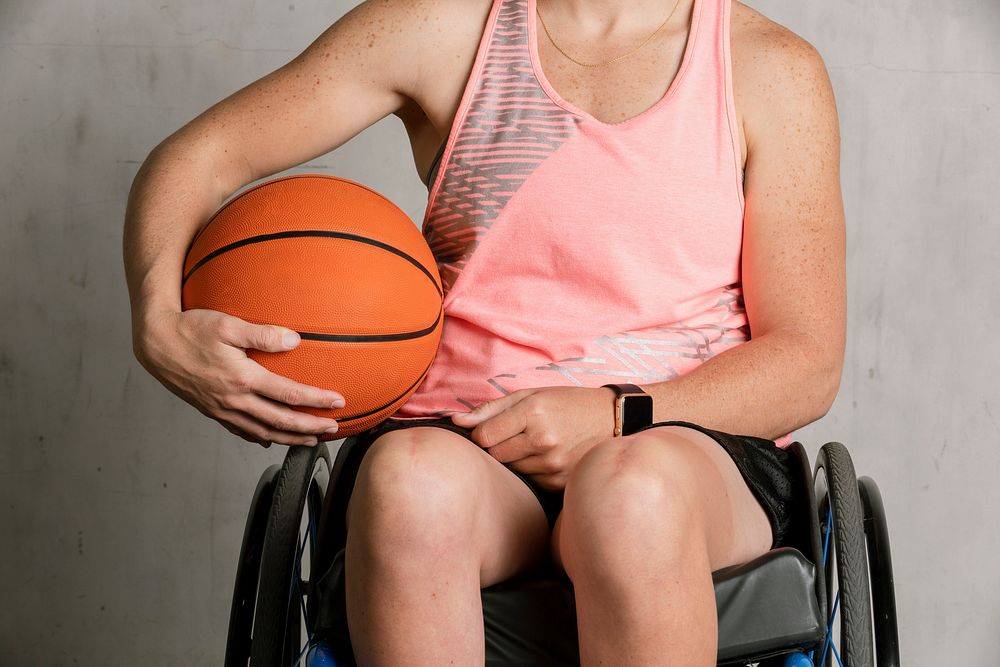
[314,545,823,665]
[712,547,823,662]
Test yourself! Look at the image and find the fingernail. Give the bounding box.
[324,424,339,434]
[282,331,300,349]
[332,398,345,408]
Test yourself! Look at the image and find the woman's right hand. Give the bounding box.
[133,308,345,448]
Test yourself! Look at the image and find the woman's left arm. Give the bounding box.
[455,26,846,483]
[640,27,846,441]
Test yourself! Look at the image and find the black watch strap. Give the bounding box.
[600,383,646,397]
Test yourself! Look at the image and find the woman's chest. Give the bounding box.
[396,0,756,188]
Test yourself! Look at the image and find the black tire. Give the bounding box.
[226,443,331,666]
[814,441,874,666]
[858,476,900,666]
[225,464,281,667]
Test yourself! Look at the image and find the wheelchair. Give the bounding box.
[224,429,899,666]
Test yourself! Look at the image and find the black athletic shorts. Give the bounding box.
[347,416,797,549]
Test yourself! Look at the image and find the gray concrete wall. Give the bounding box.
[1,0,996,663]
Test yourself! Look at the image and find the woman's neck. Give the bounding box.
[538,0,689,37]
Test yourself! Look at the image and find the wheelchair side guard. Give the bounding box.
[787,440,828,619]
[311,546,355,666]
[714,547,823,663]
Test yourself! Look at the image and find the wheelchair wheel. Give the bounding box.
[813,441,874,666]
[224,443,331,666]
[226,463,281,666]
[858,477,900,666]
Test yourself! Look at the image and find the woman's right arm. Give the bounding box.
[123,0,423,447]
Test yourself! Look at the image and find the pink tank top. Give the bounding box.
[389,0,794,449]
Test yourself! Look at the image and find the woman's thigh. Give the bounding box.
[346,423,553,587]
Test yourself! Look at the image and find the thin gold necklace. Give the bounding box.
[536,0,685,68]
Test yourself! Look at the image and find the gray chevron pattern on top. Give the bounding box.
[421,0,579,295]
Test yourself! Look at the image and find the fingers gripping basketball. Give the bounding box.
[220,317,301,352]
[181,174,444,437]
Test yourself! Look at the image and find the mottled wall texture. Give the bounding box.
[1,0,997,663]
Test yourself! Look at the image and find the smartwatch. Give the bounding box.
[600,383,654,436]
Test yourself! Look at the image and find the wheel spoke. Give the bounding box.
[293,514,317,656]
[821,509,833,567]
[831,639,844,667]
[819,589,840,667]
[828,590,840,629]
[293,637,312,667]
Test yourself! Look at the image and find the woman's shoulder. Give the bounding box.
[730,2,838,155]
[731,1,827,67]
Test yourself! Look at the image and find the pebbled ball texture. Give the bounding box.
[182,173,443,437]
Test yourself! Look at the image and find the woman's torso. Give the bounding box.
[384,0,793,447]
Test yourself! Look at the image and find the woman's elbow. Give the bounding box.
[815,355,844,418]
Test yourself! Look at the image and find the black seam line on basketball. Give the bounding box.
[181,230,443,298]
[330,355,435,423]
[296,305,441,342]
[190,174,412,248]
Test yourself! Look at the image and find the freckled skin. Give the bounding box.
[167,1,844,663]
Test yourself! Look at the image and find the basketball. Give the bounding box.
[181,173,443,437]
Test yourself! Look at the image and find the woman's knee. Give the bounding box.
[567,433,703,519]
[559,433,708,573]
[347,427,485,545]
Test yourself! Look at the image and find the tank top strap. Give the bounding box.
[658,0,730,111]
[687,0,726,77]
[704,0,746,199]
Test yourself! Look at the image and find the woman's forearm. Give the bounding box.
[637,329,842,441]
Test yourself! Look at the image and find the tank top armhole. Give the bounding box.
[421,0,506,223]
[424,138,447,190]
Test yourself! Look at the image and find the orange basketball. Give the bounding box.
[181,174,443,437]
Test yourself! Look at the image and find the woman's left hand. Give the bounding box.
[450,386,616,492]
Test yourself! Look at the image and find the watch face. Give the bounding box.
[622,394,654,434]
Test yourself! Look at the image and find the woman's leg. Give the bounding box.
[550,425,775,666]
[345,425,552,667]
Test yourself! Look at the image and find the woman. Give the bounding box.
[124,0,845,663]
